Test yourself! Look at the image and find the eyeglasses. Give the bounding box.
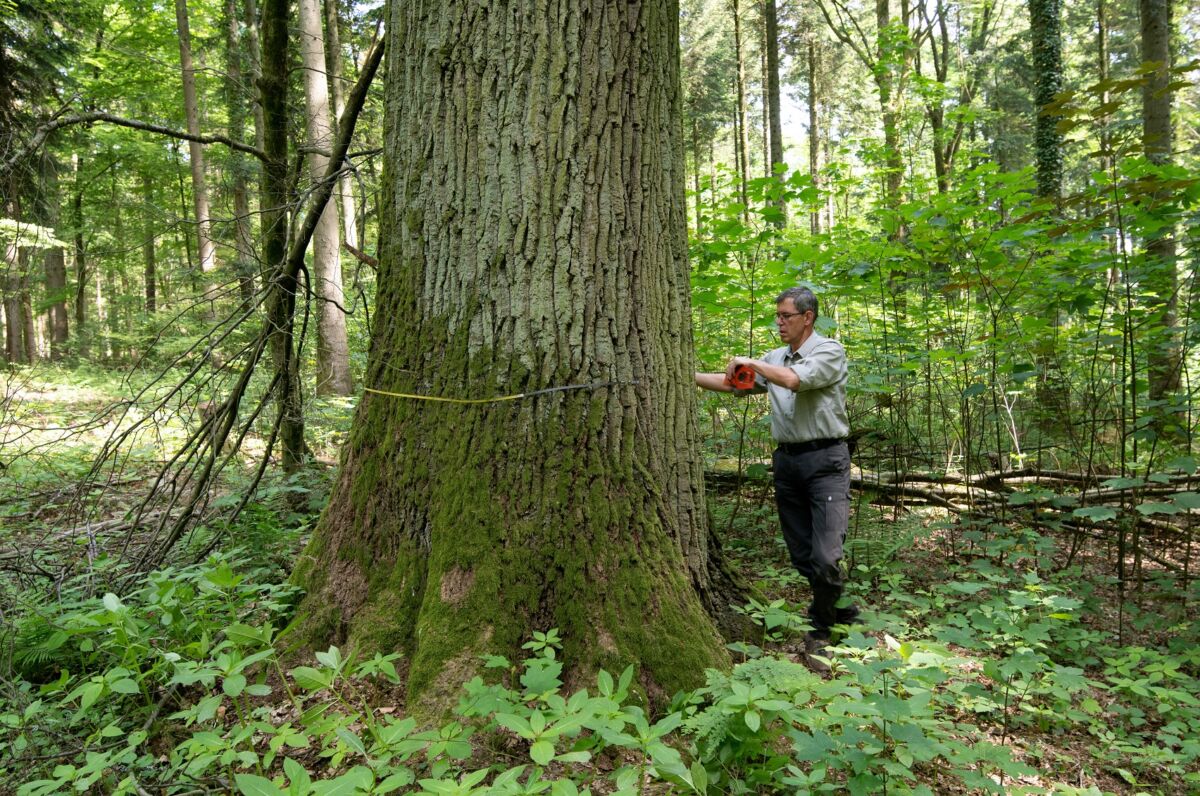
[775,310,807,321]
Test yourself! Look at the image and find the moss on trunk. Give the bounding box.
[289,0,742,711]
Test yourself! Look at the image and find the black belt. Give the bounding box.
[776,438,844,455]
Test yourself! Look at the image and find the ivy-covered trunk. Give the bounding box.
[292,0,739,711]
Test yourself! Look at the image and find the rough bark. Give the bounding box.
[1141,0,1178,399]
[299,0,353,396]
[175,0,219,307]
[291,0,740,712]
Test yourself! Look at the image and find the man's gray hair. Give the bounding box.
[776,286,818,319]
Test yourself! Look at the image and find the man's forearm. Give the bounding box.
[695,372,734,392]
[729,357,800,391]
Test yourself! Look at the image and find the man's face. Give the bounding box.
[775,298,812,348]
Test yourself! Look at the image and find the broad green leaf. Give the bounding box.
[530,740,556,766]
[102,593,123,613]
[335,727,367,757]
[1171,492,1200,509]
[290,666,330,691]
[1136,502,1179,516]
[223,674,247,698]
[110,679,139,695]
[235,773,287,796]
[283,758,311,796]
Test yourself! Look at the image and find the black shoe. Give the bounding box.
[835,604,861,624]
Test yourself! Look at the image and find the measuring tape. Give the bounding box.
[363,380,635,405]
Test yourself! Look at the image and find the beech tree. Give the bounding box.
[291,0,743,709]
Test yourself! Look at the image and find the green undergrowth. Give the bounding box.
[3,506,1199,794]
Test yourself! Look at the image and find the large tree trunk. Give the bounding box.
[1141,0,1178,399]
[298,0,353,395]
[175,0,219,307]
[291,0,740,711]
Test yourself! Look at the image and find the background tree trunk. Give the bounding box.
[226,0,257,311]
[40,154,70,357]
[324,0,358,250]
[142,172,157,313]
[765,0,786,225]
[71,153,89,356]
[1141,0,1178,400]
[260,0,307,472]
[808,36,821,236]
[1029,0,1063,202]
[732,0,751,213]
[299,0,353,396]
[291,0,739,711]
[175,0,219,307]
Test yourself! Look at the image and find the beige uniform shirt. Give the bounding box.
[754,332,850,443]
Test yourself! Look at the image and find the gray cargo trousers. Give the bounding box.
[772,439,852,638]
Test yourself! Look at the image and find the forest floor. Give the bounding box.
[2,365,1199,795]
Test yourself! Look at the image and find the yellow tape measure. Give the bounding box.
[362,380,634,405]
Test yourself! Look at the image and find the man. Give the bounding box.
[695,286,855,670]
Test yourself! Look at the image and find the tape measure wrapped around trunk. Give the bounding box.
[725,364,757,390]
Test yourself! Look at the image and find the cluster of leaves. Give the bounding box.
[6,508,1200,794]
[861,521,1200,791]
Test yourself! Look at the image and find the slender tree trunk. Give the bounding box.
[692,118,703,237]
[324,0,358,250]
[39,154,69,357]
[142,173,157,313]
[3,235,23,363]
[765,0,785,225]
[20,257,37,362]
[299,0,353,395]
[732,0,751,213]
[1141,0,1178,399]
[175,0,219,307]
[291,0,742,712]
[72,153,89,356]
[260,0,307,472]
[227,0,257,311]
[875,0,905,221]
[1029,0,1063,202]
[808,38,821,236]
[245,0,266,154]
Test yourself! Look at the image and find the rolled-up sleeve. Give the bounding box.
[790,341,847,392]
